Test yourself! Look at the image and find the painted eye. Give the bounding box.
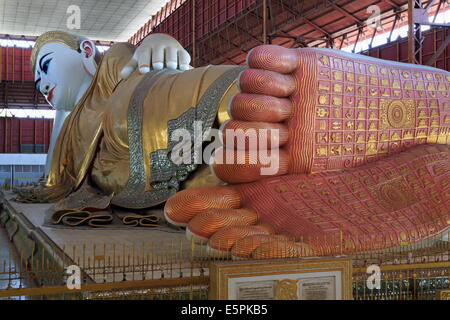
[42,59,52,74]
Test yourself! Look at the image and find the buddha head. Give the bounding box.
[31,31,101,111]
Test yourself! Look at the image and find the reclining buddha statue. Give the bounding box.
[17,30,449,259]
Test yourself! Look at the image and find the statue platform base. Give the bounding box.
[0,191,196,285]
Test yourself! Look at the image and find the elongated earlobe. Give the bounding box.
[80,40,97,77]
[82,42,92,58]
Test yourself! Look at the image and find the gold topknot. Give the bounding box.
[31,31,80,73]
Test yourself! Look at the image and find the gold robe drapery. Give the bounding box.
[43,43,136,200]
[42,42,241,208]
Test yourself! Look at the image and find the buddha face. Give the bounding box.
[34,41,96,111]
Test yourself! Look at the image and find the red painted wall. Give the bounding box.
[130,1,449,74]
[130,0,258,46]
[0,117,52,153]
[364,28,450,72]
[0,46,34,82]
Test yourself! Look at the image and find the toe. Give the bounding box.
[247,45,299,74]
[187,208,258,242]
[251,240,314,259]
[164,185,241,227]
[211,148,289,184]
[221,120,289,150]
[229,93,293,123]
[238,69,296,97]
[230,234,293,259]
[207,224,275,256]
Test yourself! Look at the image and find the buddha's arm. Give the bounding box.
[45,109,71,175]
[93,65,244,207]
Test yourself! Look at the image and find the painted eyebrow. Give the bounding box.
[39,52,53,71]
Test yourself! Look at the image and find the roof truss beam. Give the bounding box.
[327,1,363,25]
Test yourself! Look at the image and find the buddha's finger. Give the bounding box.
[119,56,138,79]
[178,49,191,71]
[138,49,151,74]
[165,47,179,70]
[151,46,164,70]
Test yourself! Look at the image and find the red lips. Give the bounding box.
[47,87,55,102]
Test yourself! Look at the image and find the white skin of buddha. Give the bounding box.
[34,34,191,175]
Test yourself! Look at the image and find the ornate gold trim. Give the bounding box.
[380,99,416,129]
[275,279,298,300]
[210,258,353,300]
[436,290,450,300]
[353,261,450,273]
[112,67,245,209]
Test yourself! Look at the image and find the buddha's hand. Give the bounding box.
[120,33,191,79]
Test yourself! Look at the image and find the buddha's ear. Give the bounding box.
[80,40,97,77]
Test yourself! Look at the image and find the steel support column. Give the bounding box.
[408,0,423,64]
